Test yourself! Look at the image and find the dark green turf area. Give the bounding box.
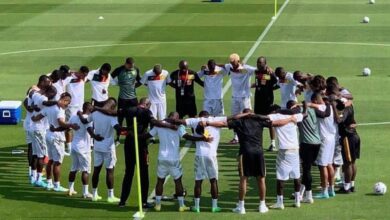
[0,0,390,219]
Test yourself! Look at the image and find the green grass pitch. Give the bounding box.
[0,0,390,219]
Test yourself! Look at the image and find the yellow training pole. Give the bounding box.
[132,117,144,219]
[274,0,278,18]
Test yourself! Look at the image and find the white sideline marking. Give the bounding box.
[0,41,253,56]
[221,0,291,97]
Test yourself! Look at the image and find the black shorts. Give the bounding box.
[176,99,197,118]
[92,99,105,108]
[118,98,138,111]
[239,151,266,177]
[299,143,321,165]
[341,134,361,163]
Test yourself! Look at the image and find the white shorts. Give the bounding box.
[47,135,65,163]
[203,99,224,116]
[150,102,166,120]
[276,149,300,181]
[316,136,336,166]
[231,97,251,115]
[333,144,343,166]
[94,149,117,169]
[32,130,47,158]
[25,130,33,144]
[194,155,219,181]
[71,150,91,173]
[157,160,183,180]
[66,106,80,121]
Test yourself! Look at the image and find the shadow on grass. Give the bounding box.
[0,145,130,212]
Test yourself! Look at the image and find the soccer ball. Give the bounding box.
[363,16,370,23]
[363,68,371,76]
[373,182,387,195]
[369,0,375,4]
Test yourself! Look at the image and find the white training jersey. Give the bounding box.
[224,64,255,98]
[277,72,299,108]
[31,92,49,131]
[197,66,227,99]
[86,69,111,102]
[69,114,92,153]
[23,95,33,131]
[53,77,72,101]
[304,87,313,103]
[140,69,171,103]
[185,116,226,157]
[67,75,85,110]
[42,105,66,141]
[149,124,187,161]
[268,113,303,149]
[87,111,118,152]
[317,104,337,138]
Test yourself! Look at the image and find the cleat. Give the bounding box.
[53,185,68,192]
[82,193,93,199]
[228,139,239,144]
[179,205,190,212]
[46,183,54,191]
[143,202,154,209]
[107,196,120,203]
[293,202,301,208]
[337,188,351,194]
[211,207,221,213]
[302,197,314,204]
[154,204,161,212]
[314,192,329,199]
[34,180,48,188]
[267,145,276,152]
[68,190,78,196]
[191,207,200,213]
[92,195,102,202]
[259,205,269,213]
[232,205,246,214]
[270,203,284,210]
[328,190,336,197]
[350,186,355,193]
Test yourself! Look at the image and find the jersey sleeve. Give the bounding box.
[110,116,119,128]
[57,109,65,120]
[86,71,95,81]
[185,118,199,128]
[197,70,204,78]
[227,119,239,130]
[177,125,187,138]
[136,67,141,82]
[140,72,148,85]
[268,114,280,122]
[213,116,227,123]
[295,113,303,123]
[149,127,158,137]
[165,71,172,84]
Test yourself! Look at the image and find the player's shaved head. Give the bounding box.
[199,110,210,117]
[45,85,57,100]
[168,112,179,120]
[153,64,162,75]
[257,56,267,70]
[104,97,117,110]
[37,75,51,90]
[311,92,323,104]
[242,108,252,113]
[100,63,111,75]
[207,59,216,72]
[139,97,151,109]
[125,57,135,69]
[82,102,93,113]
[275,67,286,79]
[179,60,188,71]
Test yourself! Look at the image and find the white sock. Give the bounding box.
[83,185,89,195]
[29,166,32,176]
[92,188,98,197]
[260,200,266,207]
[277,195,283,204]
[306,190,312,199]
[54,181,60,188]
[69,182,74,191]
[155,196,162,205]
[351,181,355,187]
[37,172,43,182]
[194,198,200,209]
[177,196,185,207]
[294,192,300,203]
[238,200,245,208]
[344,182,351,190]
[271,139,276,147]
[323,186,329,194]
[108,189,114,198]
[66,143,72,152]
[335,167,341,180]
[32,170,37,180]
[234,134,238,141]
[300,185,306,196]
[47,179,52,185]
[212,199,218,208]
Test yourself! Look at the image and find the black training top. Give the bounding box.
[338,106,357,137]
[254,69,277,105]
[170,69,203,100]
[123,106,154,135]
[228,117,271,154]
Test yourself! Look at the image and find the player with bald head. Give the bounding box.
[169,60,204,119]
